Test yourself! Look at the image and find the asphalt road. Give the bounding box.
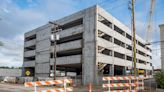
[0,82,163,92]
[0,83,88,92]
[0,83,96,92]
[0,83,32,92]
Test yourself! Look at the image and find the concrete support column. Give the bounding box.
[65,70,67,77]
[159,24,164,70]
[109,64,114,76]
[21,68,25,77]
[112,22,114,30]
[123,67,127,76]
[82,6,98,85]
[145,69,148,76]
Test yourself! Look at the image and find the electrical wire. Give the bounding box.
[100,1,128,12]
[98,0,118,7]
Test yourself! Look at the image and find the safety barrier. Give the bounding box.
[146,75,153,79]
[24,79,73,92]
[102,76,145,92]
[136,77,144,90]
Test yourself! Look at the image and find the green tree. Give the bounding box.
[155,71,164,89]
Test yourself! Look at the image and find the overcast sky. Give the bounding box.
[0,0,163,68]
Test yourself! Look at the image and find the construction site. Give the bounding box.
[0,0,164,92]
[23,5,153,85]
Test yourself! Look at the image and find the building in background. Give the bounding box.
[22,5,153,85]
[0,68,22,77]
[159,24,164,70]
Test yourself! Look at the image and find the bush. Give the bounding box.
[155,71,164,89]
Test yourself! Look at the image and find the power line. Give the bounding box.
[98,0,118,6]
[100,1,128,11]
[97,0,128,13]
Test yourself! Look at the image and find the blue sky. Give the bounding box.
[0,0,163,68]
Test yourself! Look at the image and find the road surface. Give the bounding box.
[0,83,32,92]
[0,83,88,92]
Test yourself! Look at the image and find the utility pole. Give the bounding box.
[132,0,137,76]
[49,22,62,80]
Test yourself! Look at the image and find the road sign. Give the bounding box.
[138,70,145,74]
[26,70,31,76]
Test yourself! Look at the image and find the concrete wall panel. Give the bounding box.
[24,50,35,57]
[36,51,50,63]
[35,73,49,77]
[50,55,81,65]
[24,39,36,47]
[23,61,35,67]
[56,40,82,51]
[36,39,50,52]
[36,27,51,41]
[59,25,83,38]
[35,63,50,74]
[25,30,36,38]
[160,24,164,70]
[97,6,147,45]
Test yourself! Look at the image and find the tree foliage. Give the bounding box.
[155,71,164,89]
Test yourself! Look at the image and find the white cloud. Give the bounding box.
[0,36,23,67]
[2,8,10,13]
[0,0,79,67]
[0,0,162,68]
[27,0,33,3]
[136,20,161,69]
[151,43,161,69]
[134,0,161,69]
[136,20,147,39]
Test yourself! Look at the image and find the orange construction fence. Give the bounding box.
[24,79,73,92]
[102,76,145,92]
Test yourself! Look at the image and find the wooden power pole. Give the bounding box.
[132,0,137,76]
[49,22,62,80]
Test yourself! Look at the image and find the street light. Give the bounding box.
[49,21,62,80]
